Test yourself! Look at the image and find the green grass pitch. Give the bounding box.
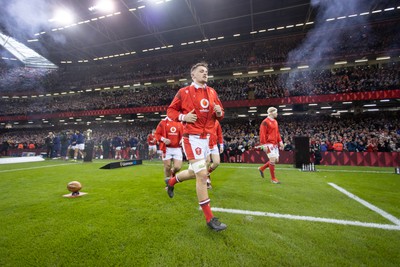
[0,160,399,266]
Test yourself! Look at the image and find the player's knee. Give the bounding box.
[213,158,220,166]
[195,171,209,183]
[174,166,182,173]
[190,159,207,174]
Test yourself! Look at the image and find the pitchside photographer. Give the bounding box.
[310,139,322,165]
[0,139,10,157]
[45,132,55,159]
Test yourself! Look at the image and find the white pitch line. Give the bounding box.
[211,207,400,231]
[0,163,73,173]
[328,183,400,226]
[144,162,392,174]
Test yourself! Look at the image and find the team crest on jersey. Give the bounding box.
[170,126,176,133]
[195,147,202,155]
[200,99,209,108]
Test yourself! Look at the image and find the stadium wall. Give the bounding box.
[242,151,400,167]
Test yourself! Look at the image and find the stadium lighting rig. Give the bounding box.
[88,0,115,12]
[48,9,75,25]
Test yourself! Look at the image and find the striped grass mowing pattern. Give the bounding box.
[0,160,399,266]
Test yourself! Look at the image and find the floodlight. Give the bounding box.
[51,9,75,25]
[92,0,115,12]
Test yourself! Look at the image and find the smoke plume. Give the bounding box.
[281,0,383,93]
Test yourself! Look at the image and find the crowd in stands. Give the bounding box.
[1,113,399,159]
[0,63,399,116]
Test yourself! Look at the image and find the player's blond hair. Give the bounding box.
[190,62,208,74]
[267,107,277,114]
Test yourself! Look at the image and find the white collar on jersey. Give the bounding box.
[191,82,207,89]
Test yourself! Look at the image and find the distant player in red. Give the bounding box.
[147,129,157,160]
[155,117,183,187]
[206,120,224,189]
[257,107,284,184]
[166,62,227,231]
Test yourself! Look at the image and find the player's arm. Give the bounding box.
[258,121,269,152]
[155,121,171,145]
[277,127,284,150]
[167,91,184,122]
[154,122,164,143]
[217,123,224,153]
[213,92,224,121]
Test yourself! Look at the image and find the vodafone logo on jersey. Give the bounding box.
[169,126,178,135]
[199,99,210,113]
[169,126,178,136]
[200,99,209,108]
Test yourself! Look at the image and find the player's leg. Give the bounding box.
[162,157,172,188]
[78,144,85,159]
[192,159,227,231]
[73,148,79,161]
[167,163,195,191]
[208,152,220,174]
[268,148,280,184]
[207,152,220,189]
[152,147,157,160]
[171,159,183,176]
[163,158,172,177]
[258,144,271,178]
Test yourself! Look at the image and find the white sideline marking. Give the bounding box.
[328,183,400,226]
[145,163,393,174]
[0,163,73,173]
[0,156,44,165]
[221,166,392,174]
[0,160,130,173]
[211,207,400,231]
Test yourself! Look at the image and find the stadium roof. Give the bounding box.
[1,0,398,67]
[0,32,58,68]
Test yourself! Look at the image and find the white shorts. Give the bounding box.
[131,147,137,151]
[262,144,279,159]
[182,135,209,160]
[162,147,183,161]
[115,146,122,151]
[148,145,157,151]
[77,143,85,151]
[208,144,220,155]
[69,145,76,150]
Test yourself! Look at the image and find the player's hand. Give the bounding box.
[163,138,171,145]
[257,145,270,153]
[279,142,284,150]
[214,105,222,117]
[255,145,263,151]
[184,109,197,123]
[219,146,224,154]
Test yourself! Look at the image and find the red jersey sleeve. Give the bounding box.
[259,120,268,145]
[155,121,165,142]
[167,90,184,122]
[216,121,223,144]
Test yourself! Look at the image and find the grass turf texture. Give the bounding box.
[0,160,399,266]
